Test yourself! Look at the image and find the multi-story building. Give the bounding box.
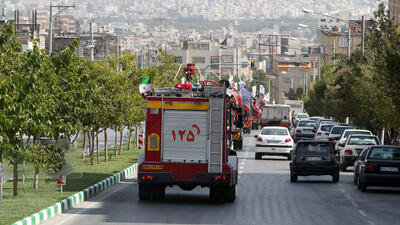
[271,56,313,103]
[169,40,242,78]
[318,26,361,64]
[389,0,400,26]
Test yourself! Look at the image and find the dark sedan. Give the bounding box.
[356,146,400,192]
[290,140,339,183]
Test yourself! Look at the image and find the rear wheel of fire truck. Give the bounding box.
[152,185,165,200]
[224,185,236,202]
[138,184,151,201]
[209,186,224,202]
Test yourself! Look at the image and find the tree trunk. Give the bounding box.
[13,162,18,197]
[82,132,86,159]
[33,166,39,190]
[104,129,108,162]
[0,160,3,202]
[22,161,25,193]
[127,129,132,151]
[119,128,123,155]
[89,133,94,166]
[114,128,118,157]
[96,134,99,164]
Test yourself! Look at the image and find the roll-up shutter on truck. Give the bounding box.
[162,110,209,162]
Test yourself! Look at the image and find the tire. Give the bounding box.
[340,164,347,172]
[290,173,298,182]
[153,185,165,200]
[353,172,357,184]
[210,185,224,202]
[138,184,151,201]
[255,153,262,160]
[224,185,236,202]
[332,171,340,183]
[357,175,367,192]
[237,140,243,150]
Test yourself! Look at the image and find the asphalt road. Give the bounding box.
[44,130,400,225]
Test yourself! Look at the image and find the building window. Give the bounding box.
[192,57,206,64]
[221,68,233,76]
[339,37,352,48]
[211,56,219,69]
[282,77,290,84]
[175,56,182,64]
[221,55,233,63]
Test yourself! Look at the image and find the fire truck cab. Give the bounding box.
[138,77,238,202]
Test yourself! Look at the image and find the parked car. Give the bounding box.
[314,124,334,141]
[356,146,400,192]
[328,125,353,142]
[255,126,294,160]
[290,140,339,183]
[293,120,318,142]
[336,129,373,152]
[292,113,310,127]
[339,135,381,171]
[353,148,369,184]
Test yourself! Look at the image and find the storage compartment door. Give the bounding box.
[162,110,208,162]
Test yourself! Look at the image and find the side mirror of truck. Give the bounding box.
[254,135,258,138]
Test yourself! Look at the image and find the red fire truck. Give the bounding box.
[138,64,238,202]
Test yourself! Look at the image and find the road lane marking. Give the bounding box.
[358,209,367,217]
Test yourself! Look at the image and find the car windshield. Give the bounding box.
[321,125,333,132]
[261,129,288,136]
[298,121,316,127]
[297,114,309,119]
[331,126,352,135]
[344,131,371,138]
[368,147,400,160]
[320,120,334,124]
[297,143,331,156]
[348,137,379,145]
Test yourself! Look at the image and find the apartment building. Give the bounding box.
[169,41,242,78]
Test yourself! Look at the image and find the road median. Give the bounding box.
[11,163,137,225]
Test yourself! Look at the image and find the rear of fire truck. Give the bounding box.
[137,64,238,202]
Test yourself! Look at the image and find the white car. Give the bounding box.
[292,113,310,127]
[314,124,334,140]
[335,129,373,151]
[255,126,294,160]
[338,134,380,171]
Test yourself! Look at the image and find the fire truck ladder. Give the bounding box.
[208,88,224,173]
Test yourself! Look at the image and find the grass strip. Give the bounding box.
[0,142,139,225]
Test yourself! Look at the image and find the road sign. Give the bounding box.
[57,178,65,185]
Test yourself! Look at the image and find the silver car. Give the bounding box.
[294,120,318,142]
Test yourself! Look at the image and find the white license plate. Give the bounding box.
[307,157,322,161]
[304,129,313,132]
[380,167,399,172]
[267,140,281,144]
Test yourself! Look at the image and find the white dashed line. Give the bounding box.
[359,209,367,217]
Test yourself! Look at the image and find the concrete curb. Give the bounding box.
[12,163,138,225]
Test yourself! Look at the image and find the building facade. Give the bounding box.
[271,56,313,103]
[390,0,400,26]
[169,41,242,79]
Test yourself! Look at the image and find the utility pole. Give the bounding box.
[90,22,94,61]
[48,4,75,54]
[348,21,351,59]
[361,15,365,56]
